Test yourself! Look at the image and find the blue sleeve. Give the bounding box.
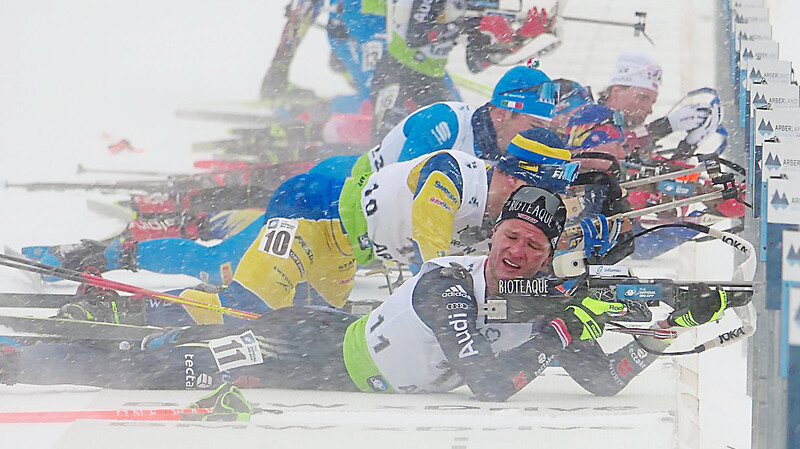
[136,218,263,285]
[265,173,346,220]
[307,155,360,179]
[328,0,386,99]
[399,103,461,162]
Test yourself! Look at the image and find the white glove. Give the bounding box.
[685,100,722,146]
[667,103,712,132]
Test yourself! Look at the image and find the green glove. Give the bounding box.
[564,297,627,342]
[189,383,256,422]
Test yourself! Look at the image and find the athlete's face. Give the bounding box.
[605,86,658,128]
[573,141,626,172]
[487,219,552,284]
[492,108,551,152]
[549,107,581,135]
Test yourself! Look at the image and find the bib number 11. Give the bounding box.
[259,218,299,259]
[207,330,264,372]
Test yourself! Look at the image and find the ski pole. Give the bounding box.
[0,408,215,423]
[0,253,261,320]
[450,74,493,98]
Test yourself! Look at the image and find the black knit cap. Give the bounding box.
[496,186,567,250]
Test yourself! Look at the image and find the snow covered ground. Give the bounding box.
[0,0,759,448]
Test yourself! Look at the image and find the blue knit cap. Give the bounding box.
[565,104,625,149]
[496,127,579,193]
[491,66,555,119]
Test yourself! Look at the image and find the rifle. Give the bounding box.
[479,275,755,356]
[7,159,311,195]
[479,278,753,324]
[546,213,757,355]
[3,179,207,195]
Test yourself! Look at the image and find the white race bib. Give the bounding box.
[207,330,264,372]
[258,218,299,259]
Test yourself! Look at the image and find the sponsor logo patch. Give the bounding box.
[367,375,390,392]
[442,285,470,298]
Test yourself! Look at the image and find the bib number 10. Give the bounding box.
[259,218,299,259]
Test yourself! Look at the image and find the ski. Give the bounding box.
[0,292,382,316]
[86,198,137,221]
[0,292,84,308]
[0,334,137,346]
[175,108,282,126]
[191,123,325,158]
[0,252,262,320]
[3,246,43,292]
[0,315,165,341]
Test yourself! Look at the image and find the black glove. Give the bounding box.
[572,171,634,264]
[667,283,727,327]
[466,31,505,73]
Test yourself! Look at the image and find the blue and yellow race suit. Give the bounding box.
[173,150,495,325]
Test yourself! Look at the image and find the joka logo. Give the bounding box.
[787,245,800,266]
[753,93,769,109]
[742,49,754,60]
[765,152,782,170]
[771,190,790,209]
[758,119,774,136]
[749,68,763,82]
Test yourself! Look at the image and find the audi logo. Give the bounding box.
[446,303,469,310]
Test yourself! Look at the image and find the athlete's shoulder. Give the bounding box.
[418,255,486,276]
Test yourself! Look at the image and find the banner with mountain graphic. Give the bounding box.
[739,59,792,126]
[743,83,798,130]
[752,110,800,190]
[782,231,800,373]
[765,177,800,310]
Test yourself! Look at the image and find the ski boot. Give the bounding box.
[56,282,147,325]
